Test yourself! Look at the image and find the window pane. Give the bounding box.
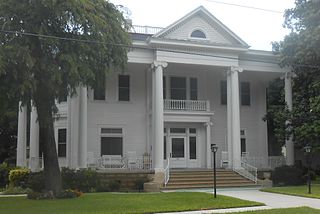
[164,136,167,160]
[189,128,196,134]
[241,82,250,106]
[170,128,186,133]
[221,80,227,105]
[191,30,206,38]
[163,76,166,100]
[170,77,186,100]
[190,78,198,100]
[172,138,184,158]
[119,75,130,101]
[241,138,246,154]
[94,76,106,100]
[58,129,66,157]
[101,137,123,156]
[101,128,122,134]
[189,137,196,159]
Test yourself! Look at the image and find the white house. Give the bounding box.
[16,6,293,184]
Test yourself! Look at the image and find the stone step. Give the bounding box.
[167,180,253,186]
[169,176,247,182]
[163,183,258,190]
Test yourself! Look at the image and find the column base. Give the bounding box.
[153,168,165,186]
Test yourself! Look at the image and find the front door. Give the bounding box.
[170,136,186,168]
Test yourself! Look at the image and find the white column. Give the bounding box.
[68,88,80,168]
[152,61,167,172]
[17,102,27,167]
[285,71,294,165]
[29,102,40,171]
[227,72,233,168]
[206,122,212,168]
[78,86,88,168]
[230,66,242,169]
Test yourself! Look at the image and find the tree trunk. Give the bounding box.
[35,97,62,194]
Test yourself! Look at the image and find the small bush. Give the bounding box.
[55,189,83,199]
[27,190,54,200]
[272,165,305,186]
[134,177,149,192]
[108,180,121,192]
[9,168,30,188]
[0,163,12,188]
[27,171,45,192]
[1,186,30,195]
[61,168,100,192]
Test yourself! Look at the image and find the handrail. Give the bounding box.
[233,159,258,183]
[164,154,171,186]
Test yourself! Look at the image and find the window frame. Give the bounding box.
[190,29,207,39]
[240,82,251,106]
[100,127,124,156]
[57,128,67,158]
[118,74,130,101]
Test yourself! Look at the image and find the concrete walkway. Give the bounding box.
[160,187,320,213]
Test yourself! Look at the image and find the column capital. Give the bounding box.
[152,61,168,70]
[284,71,296,79]
[230,66,243,74]
[204,122,213,127]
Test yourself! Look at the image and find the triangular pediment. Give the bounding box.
[153,6,249,47]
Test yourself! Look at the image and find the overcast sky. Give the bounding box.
[109,0,295,51]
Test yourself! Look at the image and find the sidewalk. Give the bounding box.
[160,187,320,213]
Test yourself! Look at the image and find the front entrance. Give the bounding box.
[170,136,187,168]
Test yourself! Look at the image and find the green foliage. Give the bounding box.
[271,0,320,151]
[271,165,305,186]
[0,163,13,187]
[61,168,100,192]
[0,0,130,193]
[8,168,30,188]
[1,186,30,195]
[134,177,149,192]
[26,171,45,192]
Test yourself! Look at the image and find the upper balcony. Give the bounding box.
[164,99,210,112]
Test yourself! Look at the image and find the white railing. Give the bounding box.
[130,25,163,35]
[96,154,152,171]
[164,156,171,186]
[241,156,285,170]
[164,99,210,111]
[233,160,258,183]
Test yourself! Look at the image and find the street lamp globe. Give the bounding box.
[304,145,312,153]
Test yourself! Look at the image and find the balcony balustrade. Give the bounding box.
[164,99,210,112]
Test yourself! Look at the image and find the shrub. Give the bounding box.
[26,171,45,192]
[272,165,305,186]
[55,189,83,199]
[134,177,149,192]
[27,190,54,200]
[9,168,30,188]
[108,180,121,192]
[61,168,100,192]
[0,163,12,188]
[1,186,30,195]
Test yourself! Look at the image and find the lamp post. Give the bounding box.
[211,144,218,198]
[304,145,312,194]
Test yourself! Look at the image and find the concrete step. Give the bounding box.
[163,183,258,190]
[169,177,249,182]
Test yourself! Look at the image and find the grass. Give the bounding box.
[0,192,262,214]
[262,184,320,199]
[234,207,320,214]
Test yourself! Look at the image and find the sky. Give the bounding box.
[109,0,296,51]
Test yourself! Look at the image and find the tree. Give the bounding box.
[272,0,320,152]
[0,0,130,194]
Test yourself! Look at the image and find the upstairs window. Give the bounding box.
[100,127,123,156]
[170,77,187,100]
[220,80,227,105]
[58,128,67,157]
[94,76,106,101]
[118,75,130,101]
[241,82,251,106]
[191,30,206,39]
[190,78,198,100]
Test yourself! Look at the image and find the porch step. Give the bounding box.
[162,169,257,190]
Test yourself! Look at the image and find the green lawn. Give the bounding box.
[262,184,320,199]
[0,192,262,214]
[234,207,320,214]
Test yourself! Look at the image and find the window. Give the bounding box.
[58,90,67,103]
[189,136,197,159]
[190,78,198,100]
[58,128,67,157]
[220,80,227,105]
[170,77,186,100]
[100,128,123,156]
[241,138,246,154]
[190,30,206,39]
[118,75,130,101]
[163,76,166,99]
[164,136,167,160]
[241,82,250,106]
[170,128,186,134]
[94,78,106,100]
[189,128,197,134]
